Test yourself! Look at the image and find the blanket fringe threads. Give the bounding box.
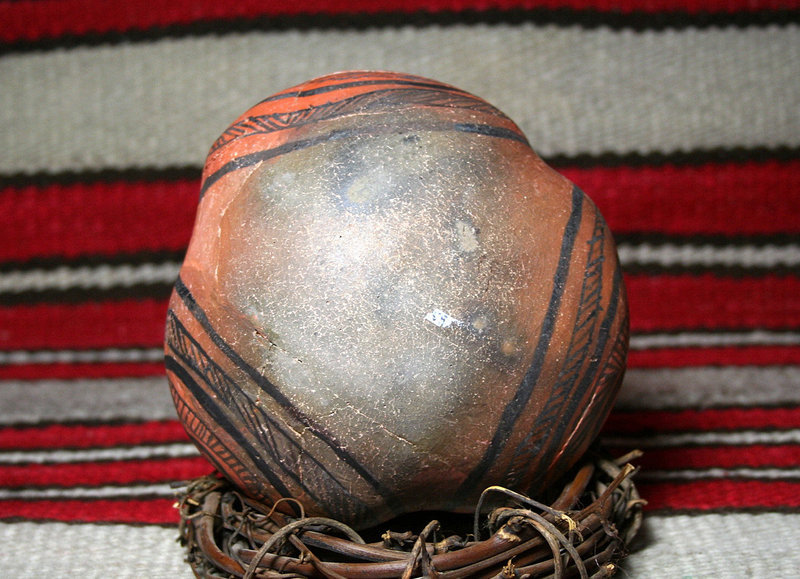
[174,449,644,578]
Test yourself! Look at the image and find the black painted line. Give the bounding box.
[453,122,530,146]
[198,130,350,199]
[500,197,607,488]
[256,76,476,105]
[453,184,585,500]
[211,85,508,154]
[536,261,624,475]
[164,355,295,499]
[199,120,530,200]
[166,315,370,513]
[173,277,403,511]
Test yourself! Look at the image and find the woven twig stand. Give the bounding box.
[176,451,644,578]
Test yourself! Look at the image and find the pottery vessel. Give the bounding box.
[165,71,628,528]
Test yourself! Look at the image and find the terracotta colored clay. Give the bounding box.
[165,71,628,529]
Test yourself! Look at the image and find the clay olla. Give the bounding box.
[165,71,629,529]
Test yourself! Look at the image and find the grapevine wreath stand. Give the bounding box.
[166,71,645,579]
[175,449,643,578]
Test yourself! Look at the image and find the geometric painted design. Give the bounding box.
[165,307,372,523]
[168,381,263,494]
[171,70,631,523]
[210,84,510,154]
[450,185,586,503]
[503,202,609,489]
[562,300,629,458]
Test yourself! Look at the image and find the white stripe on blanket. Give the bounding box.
[1,366,798,424]
[2,513,800,578]
[1,24,798,174]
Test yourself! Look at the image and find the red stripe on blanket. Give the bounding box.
[0,299,168,350]
[0,458,210,488]
[5,447,796,489]
[563,160,800,236]
[1,480,797,523]
[2,0,795,43]
[0,421,189,450]
[3,161,797,262]
[626,274,800,332]
[0,179,196,262]
[0,362,165,381]
[605,406,800,434]
[611,445,800,471]
[0,498,179,524]
[640,479,800,511]
[627,345,800,368]
[1,277,797,350]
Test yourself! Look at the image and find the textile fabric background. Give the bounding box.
[1,1,799,577]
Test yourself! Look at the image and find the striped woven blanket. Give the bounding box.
[1,2,798,577]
